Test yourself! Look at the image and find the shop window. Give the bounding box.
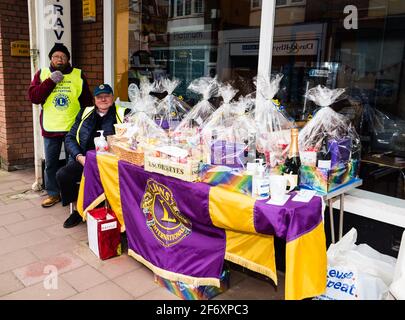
[251,0,262,9]
[169,0,174,17]
[171,0,203,18]
[194,0,203,14]
[176,0,184,16]
[115,0,261,106]
[269,0,405,200]
[185,0,192,15]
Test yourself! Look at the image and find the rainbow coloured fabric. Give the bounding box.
[78,151,327,300]
[199,164,286,197]
[154,268,230,300]
[199,164,252,196]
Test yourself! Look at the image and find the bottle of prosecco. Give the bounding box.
[284,128,301,188]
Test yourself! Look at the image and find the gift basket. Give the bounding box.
[154,77,191,133]
[110,82,168,166]
[135,79,201,182]
[170,77,219,162]
[199,86,257,195]
[201,83,249,168]
[255,74,294,168]
[298,85,361,194]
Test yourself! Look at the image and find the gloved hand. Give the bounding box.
[50,71,64,84]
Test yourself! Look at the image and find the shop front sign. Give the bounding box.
[273,40,318,56]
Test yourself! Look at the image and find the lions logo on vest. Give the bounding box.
[141,179,192,247]
[52,94,70,111]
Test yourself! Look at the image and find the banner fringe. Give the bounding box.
[225,252,278,285]
[128,249,221,287]
[80,193,106,221]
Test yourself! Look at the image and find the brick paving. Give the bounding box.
[0,168,284,300]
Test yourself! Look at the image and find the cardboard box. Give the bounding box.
[144,155,199,182]
[210,140,245,168]
[87,208,121,260]
[154,268,230,300]
[299,159,359,194]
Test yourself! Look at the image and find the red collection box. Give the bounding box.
[87,207,121,260]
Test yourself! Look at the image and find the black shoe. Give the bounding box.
[63,211,83,228]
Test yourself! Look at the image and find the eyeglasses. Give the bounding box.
[51,55,68,61]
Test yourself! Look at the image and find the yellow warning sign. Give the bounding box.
[83,0,96,22]
[11,40,30,57]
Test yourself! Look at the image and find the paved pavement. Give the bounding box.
[0,168,285,300]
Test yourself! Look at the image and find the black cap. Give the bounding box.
[48,43,70,60]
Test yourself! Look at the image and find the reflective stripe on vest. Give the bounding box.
[75,105,126,145]
[40,68,83,132]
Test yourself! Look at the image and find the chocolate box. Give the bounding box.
[299,159,360,194]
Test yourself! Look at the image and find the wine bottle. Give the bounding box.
[244,139,249,158]
[243,131,256,164]
[284,128,301,188]
[317,138,331,170]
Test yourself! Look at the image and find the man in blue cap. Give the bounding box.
[56,84,130,228]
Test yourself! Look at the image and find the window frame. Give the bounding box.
[251,0,262,10]
[194,0,203,14]
[275,0,306,8]
[169,0,204,18]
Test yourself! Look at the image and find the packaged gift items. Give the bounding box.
[298,85,361,193]
[111,83,168,165]
[228,95,258,166]
[198,103,257,195]
[125,82,168,144]
[255,74,294,168]
[154,77,190,133]
[144,145,200,182]
[126,78,159,119]
[201,83,247,168]
[87,207,121,260]
[172,77,219,161]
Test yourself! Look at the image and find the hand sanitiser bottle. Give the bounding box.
[95,130,109,154]
[253,159,270,200]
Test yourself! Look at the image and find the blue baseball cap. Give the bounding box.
[94,84,113,96]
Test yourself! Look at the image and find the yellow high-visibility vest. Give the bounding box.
[76,104,126,145]
[40,68,83,132]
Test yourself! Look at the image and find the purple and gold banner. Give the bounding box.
[119,160,226,286]
[78,151,326,299]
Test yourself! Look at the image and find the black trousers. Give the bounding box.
[56,160,83,206]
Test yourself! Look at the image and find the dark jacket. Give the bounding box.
[65,103,130,160]
[28,64,93,138]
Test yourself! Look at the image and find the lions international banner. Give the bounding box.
[78,151,327,300]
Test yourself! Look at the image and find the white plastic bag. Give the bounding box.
[315,228,396,300]
[390,230,405,300]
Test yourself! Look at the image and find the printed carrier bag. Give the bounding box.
[315,228,396,300]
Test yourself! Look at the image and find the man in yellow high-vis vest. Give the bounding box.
[28,43,93,208]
